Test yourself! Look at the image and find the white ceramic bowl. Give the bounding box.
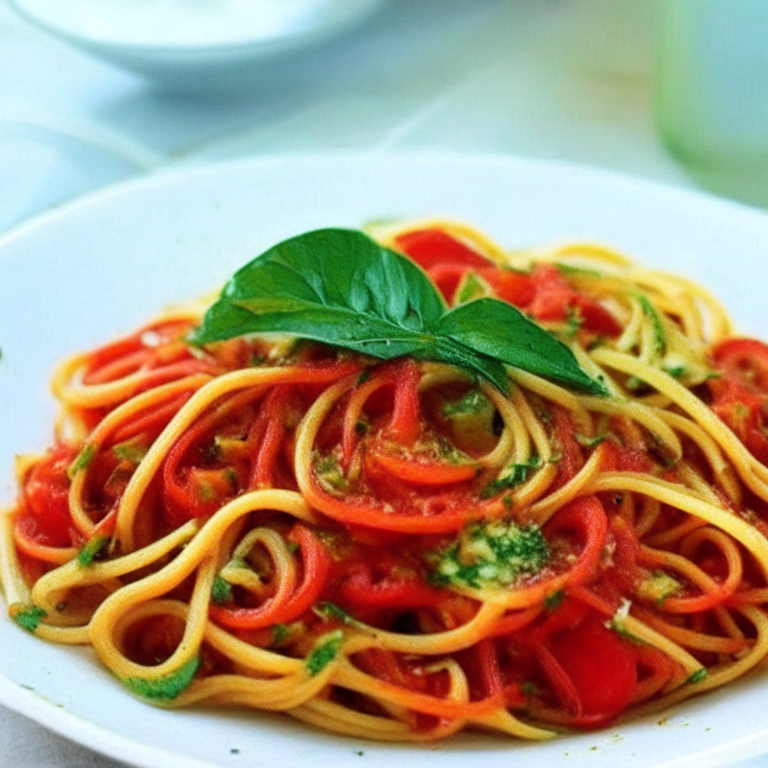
[9,0,385,89]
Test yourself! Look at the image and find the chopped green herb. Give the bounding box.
[587,336,607,351]
[305,630,344,676]
[77,535,109,568]
[356,369,371,386]
[124,655,200,701]
[574,433,607,448]
[67,443,96,479]
[556,263,602,279]
[12,606,46,633]
[636,570,682,606]
[521,680,538,697]
[272,624,290,645]
[314,454,349,492]
[544,589,565,611]
[112,441,148,464]
[663,365,686,380]
[442,388,491,417]
[314,602,352,624]
[638,294,666,356]
[431,518,549,589]
[687,668,707,684]
[482,456,542,497]
[211,575,233,605]
[565,307,584,339]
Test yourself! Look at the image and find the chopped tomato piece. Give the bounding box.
[23,444,77,547]
[478,266,535,307]
[548,615,637,720]
[528,264,622,337]
[712,337,768,393]
[394,229,491,270]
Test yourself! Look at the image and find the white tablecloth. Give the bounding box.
[1,0,767,765]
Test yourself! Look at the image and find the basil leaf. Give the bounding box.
[190,228,606,395]
[435,299,607,395]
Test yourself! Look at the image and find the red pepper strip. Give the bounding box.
[641,544,741,614]
[210,524,331,629]
[109,392,193,445]
[341,367,398,468]
[489,606,543,638]
[552,406,585,488]
[384,358,422,447]
[525,598,591,645]
[162,388,261,523]
[84,348,152,385]
[632,644,676,702]
[394,229,491,271]
[366,446,478,486]
[93,507,118,538]
[127,358,216,392]
[83,320,197,384]
[544,495,609,588]
[84,336,145,378]
[532,641,583,716]
[474,638,504,700]
[14,513,76,563]
[339,563,444,609]
[248,386,292,489]
[568,585,618,617]
[303,471,492,533]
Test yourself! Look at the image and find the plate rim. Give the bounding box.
[3,150,768,768]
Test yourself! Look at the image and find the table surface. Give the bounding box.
[2,0,768,766]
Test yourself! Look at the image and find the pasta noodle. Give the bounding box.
[3,219,768,742]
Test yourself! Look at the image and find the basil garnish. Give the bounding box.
[190,229,606,396]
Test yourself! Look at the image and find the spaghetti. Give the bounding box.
[3,220,768,741]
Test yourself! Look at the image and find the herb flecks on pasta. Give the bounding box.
[3,221,768,743]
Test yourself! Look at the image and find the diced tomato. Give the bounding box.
[528,264,622,337]
[478,266,535,307]
[340,565,443,609]
[22,444,77,547]
[599,438,655,474]
[548,615,637,720]
[712,337,768,393]
[708,337,768,464]
[394,229,491,271]
[552,406,584,487]
[426,263,471,303]
[713,384,768,463]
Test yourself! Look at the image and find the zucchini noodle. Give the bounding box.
[3,220,768,742]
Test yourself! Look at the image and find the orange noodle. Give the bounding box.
[4,219,768,742]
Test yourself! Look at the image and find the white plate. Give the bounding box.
[9,0,384,88]
[2,153,768,768]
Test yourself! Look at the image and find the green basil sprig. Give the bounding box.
[189,228,607,396]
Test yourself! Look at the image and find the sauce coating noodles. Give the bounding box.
[3,221,768,741]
